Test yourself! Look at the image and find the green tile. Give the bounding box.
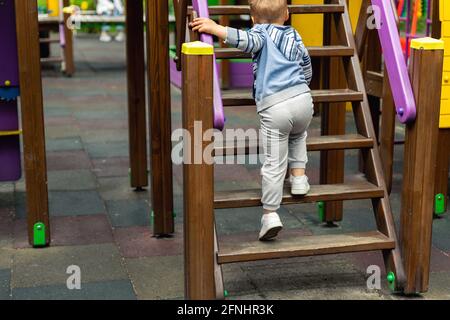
[12,244,128,288]
[125,256,183,300]
[48,170,97,191]
[0,269,11,300]
[106,199,151,227]
[85,141,129,158]
[46,137,83,152]
[49,191,105,217]
[12,280,136,300]
[98,177,149,201]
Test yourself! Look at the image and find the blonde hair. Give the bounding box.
[249,0,288,24]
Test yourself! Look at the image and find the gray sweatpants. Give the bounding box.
[259,92,314,212]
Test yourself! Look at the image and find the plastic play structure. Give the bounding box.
[38,0,75,76]
[0,0,21,183]
[1,0,449,299]
[397,0,433,58]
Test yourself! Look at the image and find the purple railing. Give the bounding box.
[191,0,226,130]
[372,0,416,123]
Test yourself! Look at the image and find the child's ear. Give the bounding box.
[285,9,290,22]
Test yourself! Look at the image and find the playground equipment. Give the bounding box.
[0,0,21,183]
[4,0,447,298]
[38,0,75,76]
[397,0,433,58]
[1,0,50,246]
[434,0,450,215]
[177,0,408,299]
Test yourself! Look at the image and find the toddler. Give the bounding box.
[190,0,313,241]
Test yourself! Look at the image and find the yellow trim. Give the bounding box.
[0,130,22,137]
[410,37,445,50]
[182,42,214,56]
[63,6,76,14]
[440,114,450,128]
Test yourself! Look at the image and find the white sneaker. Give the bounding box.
[290,175,310,195]
[259,212,283,241]
[115,31,125,42]
[99,31,112,42]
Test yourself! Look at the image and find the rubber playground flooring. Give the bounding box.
[0,35,449,300]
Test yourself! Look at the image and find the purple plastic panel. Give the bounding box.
[0,135,22,182]
[170,59,253,89]
[192,0,226,130]
[0,100,21,182]
[0,100,20,131]
[0,0,19,87]
[372,0,416,123]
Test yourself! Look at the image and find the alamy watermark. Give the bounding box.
[66,265,81,290]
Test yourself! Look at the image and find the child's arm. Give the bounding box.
[190,18,265,54]
[299,43,312,85]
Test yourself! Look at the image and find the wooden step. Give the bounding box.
[40,57,63,63]
[40,38,60,44]
[188,4,345,16]
[222,89,364,106]
[214,181,384,209]
[215,46,354,60]
[218,231,395,264]
[214,134,374,156]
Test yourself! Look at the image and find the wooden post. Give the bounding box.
[182,42,216,300]
[320,0,345,223]
[127,0,148,190]
[62,0,74,76]
[400,38,444,294]
[14,0,50,246]
[146,0,175,236]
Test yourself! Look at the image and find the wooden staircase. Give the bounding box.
[176,0,405,299]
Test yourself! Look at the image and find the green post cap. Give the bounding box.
[317,202,325,222]
[224,290,229,298]
[387,272,396,291]
[33,222,46,247]
[435,194,445,215]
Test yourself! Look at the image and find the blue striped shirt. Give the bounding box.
[225,24,313,111]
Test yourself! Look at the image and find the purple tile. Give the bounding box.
[46,150,92,171]
[13,215,113,248]
[113,225,183,258]
[45,117,76,127]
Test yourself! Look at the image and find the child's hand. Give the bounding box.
[189,18,227,40]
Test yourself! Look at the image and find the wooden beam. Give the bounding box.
[14,0,50,246]
[146,0,175,235]
[182,42,216,300]
[401,42,444,294]
[320,0,345,223]
[62,0,74,76]
[127,0,148,190]
[379,70,396,194]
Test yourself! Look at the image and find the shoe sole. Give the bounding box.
[291,187,310,196]
[259,226,283,241]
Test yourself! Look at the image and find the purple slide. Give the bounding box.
[192,0,226,130]
[372,0,416,123]
[0,0,22,182]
